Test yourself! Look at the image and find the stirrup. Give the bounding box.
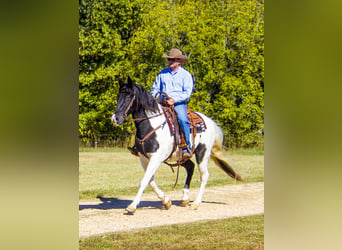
[127,145,139,156]
[182,148,192,159]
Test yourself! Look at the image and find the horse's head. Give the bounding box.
[111,77,136,126]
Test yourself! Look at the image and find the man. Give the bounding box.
[151,48,193,158]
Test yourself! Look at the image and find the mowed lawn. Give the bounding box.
[80,214,264,250]
[79,148,264,200]
[79,148,264,249]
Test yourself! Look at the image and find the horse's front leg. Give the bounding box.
[138,156,171,209]
[126,157,169,214]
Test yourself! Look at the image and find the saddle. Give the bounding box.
[160,101,207,160]
[127,100,207,166]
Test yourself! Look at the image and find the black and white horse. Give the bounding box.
[111,77,242,214]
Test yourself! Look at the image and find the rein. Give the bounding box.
[122,92,166,147]
[126,104,171,149]
[135,120,167,145]
[125,112,164,123]
[123,95,136,121]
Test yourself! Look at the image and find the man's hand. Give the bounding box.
[166,98,175,105]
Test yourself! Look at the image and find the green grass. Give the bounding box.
[79,214,264,249]
[79,148,264,248]
[79,148,264,200]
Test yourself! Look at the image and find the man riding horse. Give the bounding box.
[111,76,243,214]
[129,48,194,158]
[152,48,193,158]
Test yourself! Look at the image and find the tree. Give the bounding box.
[79,0,148,141]
[126,0,264,147]
[79,0,264,148]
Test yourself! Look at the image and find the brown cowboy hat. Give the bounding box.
[162,48,189,63]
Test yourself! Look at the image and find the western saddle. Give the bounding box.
[160,101,206,156]
[128,100,206,165]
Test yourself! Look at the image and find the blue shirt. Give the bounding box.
[151,66,193,104]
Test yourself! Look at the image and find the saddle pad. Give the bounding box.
[161,104,207,150]
[178,111,207,149]
[188,111,207,131]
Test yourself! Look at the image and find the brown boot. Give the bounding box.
[182,149,191,159]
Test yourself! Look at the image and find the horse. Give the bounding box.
[111,77,243,214]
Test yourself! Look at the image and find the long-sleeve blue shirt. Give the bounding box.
[151,66,193,104]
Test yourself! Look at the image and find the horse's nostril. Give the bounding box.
[111,114,118,125]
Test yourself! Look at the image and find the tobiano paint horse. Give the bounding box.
[111,77,243,214]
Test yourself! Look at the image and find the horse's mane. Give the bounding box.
[133,84,159,113]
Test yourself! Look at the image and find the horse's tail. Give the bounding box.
[210,125,243,182]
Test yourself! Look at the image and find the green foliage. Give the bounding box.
[79,0,264,148]
[79,0,146,138]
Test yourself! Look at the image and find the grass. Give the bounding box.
[79,148,264,200]
[79,148,264,248]
[79,214,264,249]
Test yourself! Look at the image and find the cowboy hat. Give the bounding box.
[162,48,189,63]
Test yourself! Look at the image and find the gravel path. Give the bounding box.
[79,182,264,238]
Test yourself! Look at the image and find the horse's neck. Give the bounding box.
[132,104,165,142]
[132,104,162,120]
[144,104,163,118]
[132,104,164,129]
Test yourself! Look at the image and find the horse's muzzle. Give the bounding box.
[111,113,124,126]
[111,114,119,126]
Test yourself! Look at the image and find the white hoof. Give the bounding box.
[190,203,199,210]
[162,199,172,210]
[181,199,190,207]
[125,205,136,215]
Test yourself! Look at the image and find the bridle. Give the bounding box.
[123,91,166,123]
[119,90,168,142]
[123,94,136,121]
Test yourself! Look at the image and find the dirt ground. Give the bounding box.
[79,182,264,238]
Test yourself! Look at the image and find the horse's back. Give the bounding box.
[192,112,220,147]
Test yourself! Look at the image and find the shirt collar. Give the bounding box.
[168,65,182,75]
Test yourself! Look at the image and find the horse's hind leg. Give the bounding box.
[192,143,210,209]
[181,159,195,207]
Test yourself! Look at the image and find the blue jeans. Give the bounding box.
[174,103,191,151]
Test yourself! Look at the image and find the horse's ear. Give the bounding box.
[127,76,134,88]
[116,76,125,87]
